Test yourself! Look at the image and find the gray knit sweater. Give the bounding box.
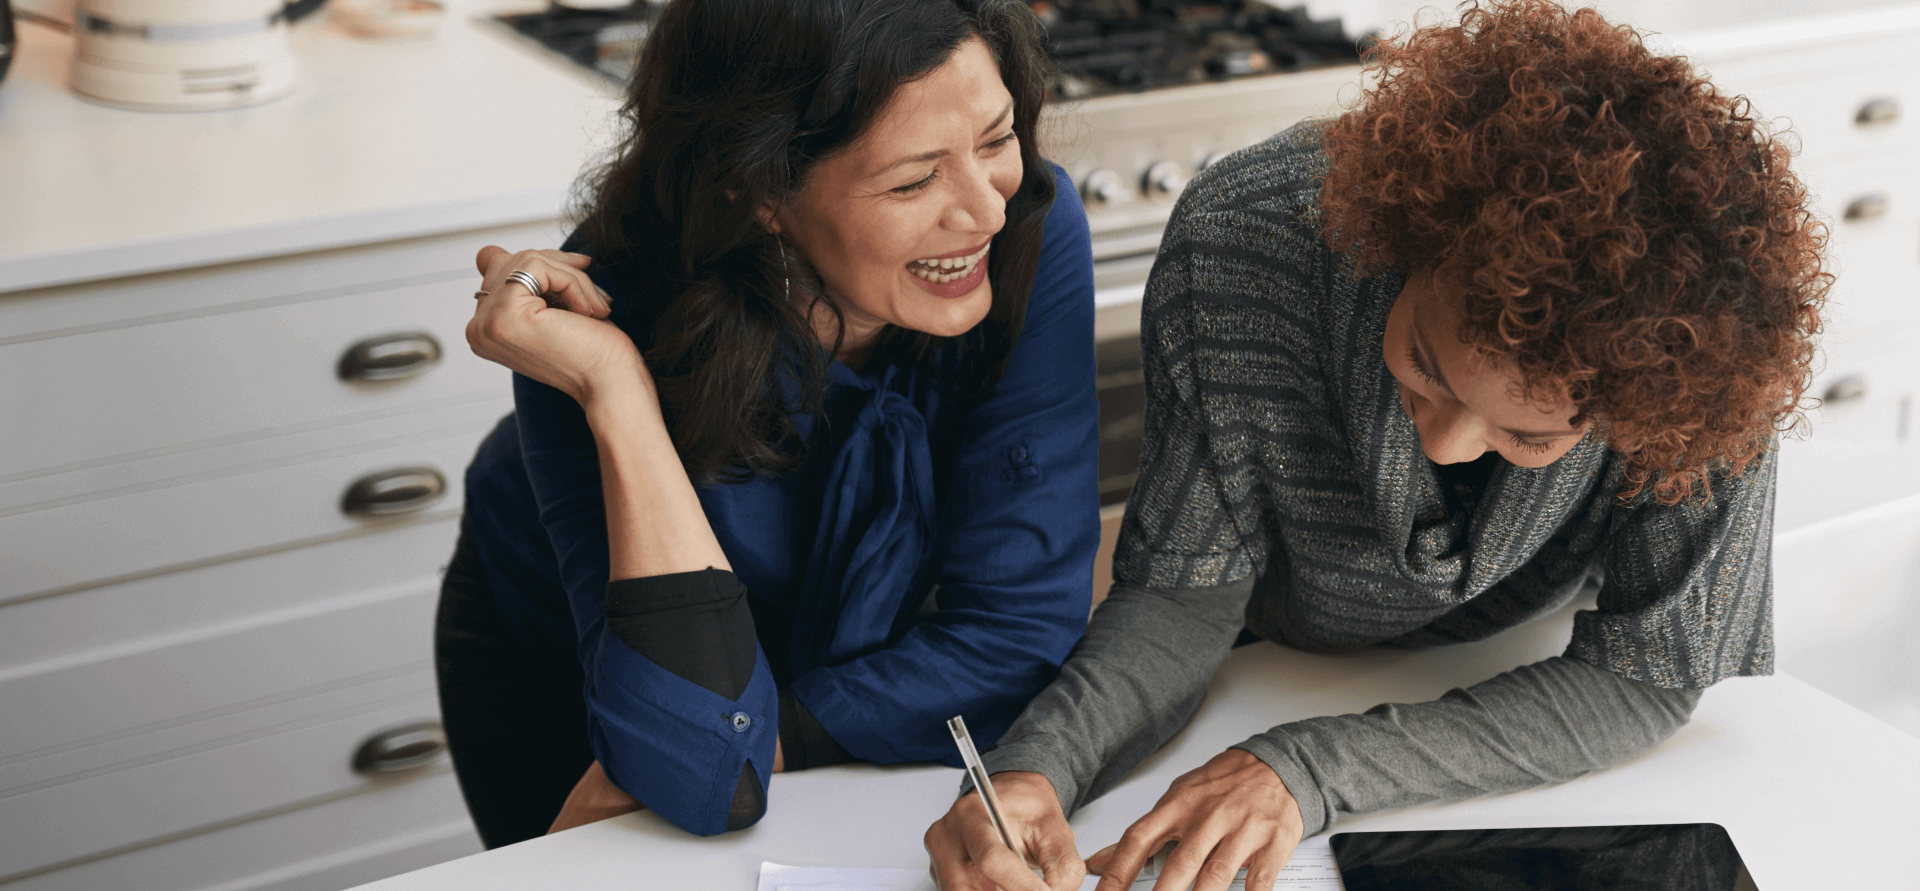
[977,121,1774,837]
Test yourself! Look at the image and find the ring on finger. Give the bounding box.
[505,269,544,297]
[472,290,489,300]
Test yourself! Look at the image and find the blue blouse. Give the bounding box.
[461,166,1099,836]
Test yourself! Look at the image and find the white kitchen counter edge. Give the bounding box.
[0,185,569,293]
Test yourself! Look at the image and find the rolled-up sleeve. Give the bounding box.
[789,166,1102,765]
[511,374,780,837]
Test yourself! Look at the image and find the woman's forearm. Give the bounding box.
[1234,655,1701,838]
[976,578,1255,814]
[577,383,776,831]
[582,384,732,578]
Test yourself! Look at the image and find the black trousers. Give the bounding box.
[434,518,594,850]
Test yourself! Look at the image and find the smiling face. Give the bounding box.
[1384,270,1592,468]
[770,37,1022,363]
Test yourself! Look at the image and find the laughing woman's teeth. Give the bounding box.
[909,244,991,283]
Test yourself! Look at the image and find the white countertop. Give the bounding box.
[9,0,1920,296]
[348,595,1920,890]
[0,1,621,292]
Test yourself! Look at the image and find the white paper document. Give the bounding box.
[758,838,1341,891]
[757,861,936,891]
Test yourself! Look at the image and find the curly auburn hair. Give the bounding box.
[1319,0,1830,505]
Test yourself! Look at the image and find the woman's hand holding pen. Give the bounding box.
[467,246,650,411]
[925,771,1085,891]
[1085,748,1305,891]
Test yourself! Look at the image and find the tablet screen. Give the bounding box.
[1329,823,1756,890]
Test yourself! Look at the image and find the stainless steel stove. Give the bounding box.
[1053,62,1366,504]
[493,0,1368,504]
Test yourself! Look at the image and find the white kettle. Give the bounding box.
[71,0,298,110]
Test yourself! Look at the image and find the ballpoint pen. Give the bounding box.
[946,715,1022,857]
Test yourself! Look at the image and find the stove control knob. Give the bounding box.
[1143,161,1190,200]
[1081,169,1135,207]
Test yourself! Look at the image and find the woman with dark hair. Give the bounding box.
[926,2,1828,890]
[438,0,1098,845]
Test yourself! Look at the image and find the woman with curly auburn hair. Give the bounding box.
[926,2,1828,889]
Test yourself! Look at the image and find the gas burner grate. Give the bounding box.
[494,0,1364,98]
[494,3,654,83]
[1035,0,1366,98]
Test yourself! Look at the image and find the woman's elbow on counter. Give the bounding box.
[723,763,769,833]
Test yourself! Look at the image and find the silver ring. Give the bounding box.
[472,290,489,300]
[504,269,544,297]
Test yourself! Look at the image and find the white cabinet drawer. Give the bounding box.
[1698,33,1920,167]
[0,279,508,482]
[4,770,478,891]
[1822,224,1920,346]
[0,517,458,683]
[1724,62,1920,168]
[1775,335,1920,531]
[0,576,439,765]
[0,418,498,602]
[0,220,560,343]
[0,687,453,882]
[1800,149,1920,233]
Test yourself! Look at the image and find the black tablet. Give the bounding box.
[1329,823,1757,890]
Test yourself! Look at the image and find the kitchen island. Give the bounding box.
[347,594,1920,890]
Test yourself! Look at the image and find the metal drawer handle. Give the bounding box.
[337,331,442,382]
[1856,97,1900,127]
[1823,375,1870,408]
[341,466,446,517]
[1844,193,1890,222]
[352,721,448,775]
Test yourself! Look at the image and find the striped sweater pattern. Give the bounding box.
[1112,121,1773,689]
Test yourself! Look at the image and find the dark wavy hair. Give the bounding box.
[573,0,1056,483]
[1319,0,1830,505]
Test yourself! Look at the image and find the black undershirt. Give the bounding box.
[603,568,854,830]
[1434,452,1502,516]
